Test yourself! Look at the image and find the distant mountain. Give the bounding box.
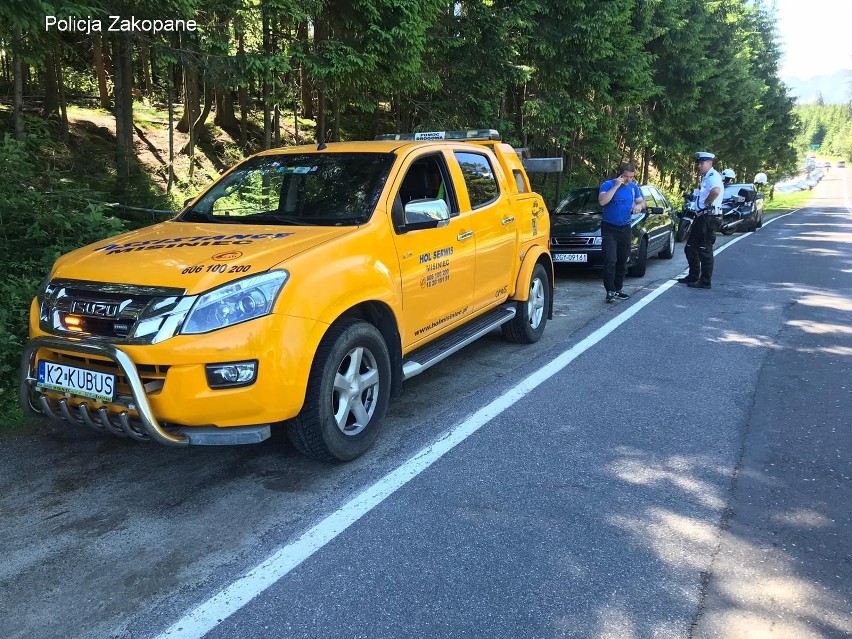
[783,70,851,104]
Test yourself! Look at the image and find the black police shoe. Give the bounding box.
[677,277,698,283]
[687,281,712,289]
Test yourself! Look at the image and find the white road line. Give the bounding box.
[155,213,794,639]
[154,286,677,639]
[712,208,798,257]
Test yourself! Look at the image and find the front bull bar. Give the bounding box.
[19,336,189,447]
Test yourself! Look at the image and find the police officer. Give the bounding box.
[678,151,723,289]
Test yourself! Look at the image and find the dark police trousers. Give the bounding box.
[684,215,715,284]
[601,221,632,292]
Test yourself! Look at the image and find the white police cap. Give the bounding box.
[695,151,715,162]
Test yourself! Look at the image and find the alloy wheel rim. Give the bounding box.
[527,277,545,329]
[332,346,379,436]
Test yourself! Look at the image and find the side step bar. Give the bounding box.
[402,305,516,380]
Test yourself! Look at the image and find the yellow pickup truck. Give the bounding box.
[20,129,554,460]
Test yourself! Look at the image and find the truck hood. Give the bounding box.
[51,221,356,294]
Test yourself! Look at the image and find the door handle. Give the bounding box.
[457,231,474,240]
[502,216,515,225]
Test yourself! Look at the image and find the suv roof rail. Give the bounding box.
[376,129,501,142]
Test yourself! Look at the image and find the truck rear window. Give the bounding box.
[181,153,395,226]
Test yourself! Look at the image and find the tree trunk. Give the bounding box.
[176,67,199,133]
[293,92,299,145]
[42,49,59,118]
[113,35,134,193]
[183,68,198,178]
[92,34,112,109]
[214,90,239,129]
[167,74,175,193]
[641,146,651,184]
[262,10,271,150]
[331,95,340,142]
[274,104,281,146]
[192,81,213,141]
[13,28,24,141]
[237,31,248,148]
[297,22,313,119]
[141,44,152,96]
[316,85,326,145]
[56,46,69,142]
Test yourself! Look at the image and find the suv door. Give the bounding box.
[451,150,516,312]
[390,152,476,347]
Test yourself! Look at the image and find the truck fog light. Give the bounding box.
[205,361,258,388]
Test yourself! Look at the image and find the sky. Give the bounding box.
[770,0,852,80]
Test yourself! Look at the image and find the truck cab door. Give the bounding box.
[451,150,516,312]
[389,151,475,348]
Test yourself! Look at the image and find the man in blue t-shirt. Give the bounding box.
[598,162,645,302]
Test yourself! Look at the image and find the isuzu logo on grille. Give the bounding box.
[70,300,121,319]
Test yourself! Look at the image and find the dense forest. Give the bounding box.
[795,102,852,159]
[0,0,812,422]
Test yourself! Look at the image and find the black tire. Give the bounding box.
[658,228,675,259]
[627,237,648,277]
[721,225,735,235]
[287,319,391,461]
[502,262,550,344]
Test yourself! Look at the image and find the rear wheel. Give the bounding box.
[627,237,648,277]
[502,262,550,344]
[288,319,391,461]
[658,228,675,259]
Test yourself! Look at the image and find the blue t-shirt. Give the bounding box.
[599,180,642,226]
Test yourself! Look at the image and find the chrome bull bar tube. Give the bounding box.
[19,336,189,447]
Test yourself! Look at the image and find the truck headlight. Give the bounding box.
[181,271,288,335]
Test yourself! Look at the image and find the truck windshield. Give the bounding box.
[180,152,395,225]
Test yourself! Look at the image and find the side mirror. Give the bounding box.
[649,206,664,214]
[403,198,450,231]
[183,197,195,208]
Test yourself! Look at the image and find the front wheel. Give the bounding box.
[502,262,550,344]
[288,319,391,461]
[627,237,648,277]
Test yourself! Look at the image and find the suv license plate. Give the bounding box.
[37,361,116,402]
[553,253,588,263]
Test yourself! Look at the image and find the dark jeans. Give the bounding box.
[601,221,632,292]
[684,216,715,283]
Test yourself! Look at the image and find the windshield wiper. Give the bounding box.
[181,209,253,224]
[240,213,317,226]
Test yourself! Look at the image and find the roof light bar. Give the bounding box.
[376,129,501,142]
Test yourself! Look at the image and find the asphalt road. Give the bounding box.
[1,173,850,639]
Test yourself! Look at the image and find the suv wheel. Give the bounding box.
[502,262,550,344]
[288,319,391,461]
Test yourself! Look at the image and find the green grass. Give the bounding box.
[764,189,813,213]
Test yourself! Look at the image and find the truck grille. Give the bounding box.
[552,236,595,246]
[39,279,189,344]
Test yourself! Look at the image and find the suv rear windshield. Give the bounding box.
[180,152,395,226]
